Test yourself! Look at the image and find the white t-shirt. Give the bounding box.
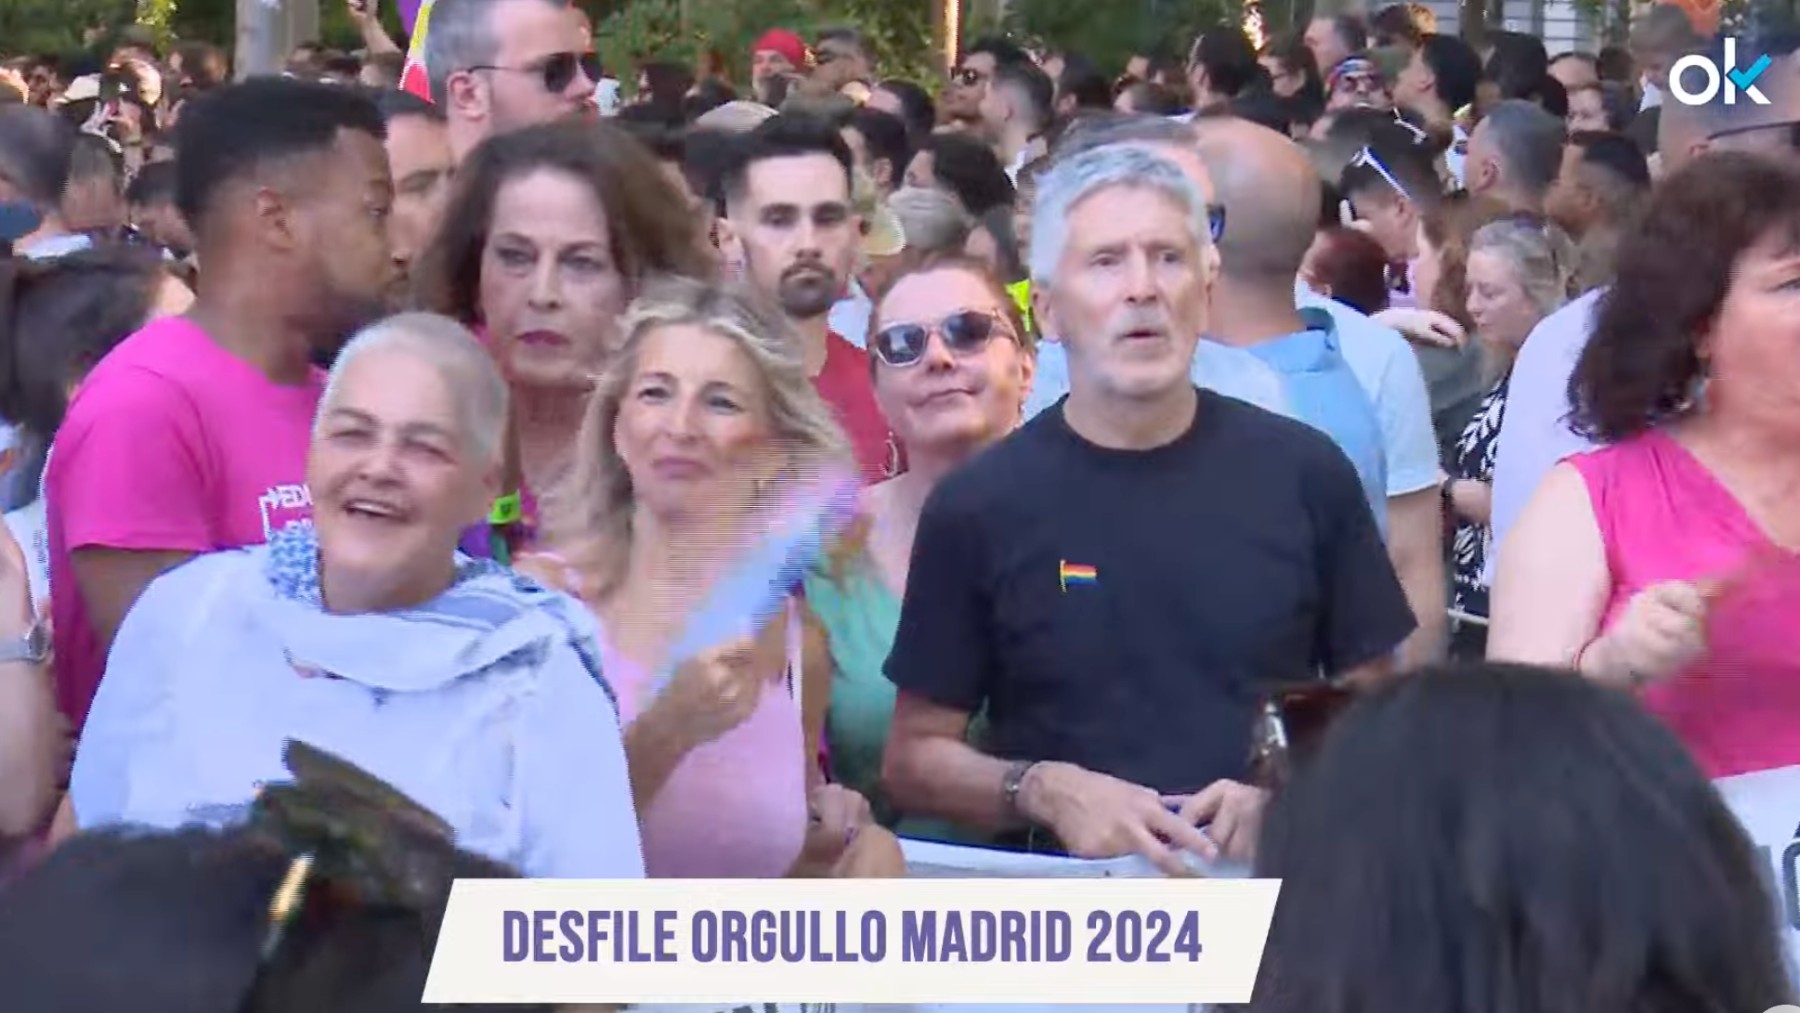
[1484,287,1605,584]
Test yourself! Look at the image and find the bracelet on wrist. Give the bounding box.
[1001,759,1040,825]
[1576,636,1647,689]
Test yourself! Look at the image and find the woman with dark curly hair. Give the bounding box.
[1488,152,1800,779]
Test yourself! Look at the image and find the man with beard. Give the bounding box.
[374,91,454,306]
[721,114,900,481]
[46,78,395,740]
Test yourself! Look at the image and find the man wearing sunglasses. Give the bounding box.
[943,36,1030,130]
[424,0,595,163]
[884,145,1412,874]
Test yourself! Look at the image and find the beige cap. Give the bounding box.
[692,100,777,133]
[854,169,906,259]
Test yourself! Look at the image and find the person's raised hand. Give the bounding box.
[650,639,766,750]
[0,68,27,104]
[1023,762,1217,876]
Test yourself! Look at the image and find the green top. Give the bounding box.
[804,555,988,843]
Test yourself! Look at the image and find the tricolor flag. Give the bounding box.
[400,0,436,101]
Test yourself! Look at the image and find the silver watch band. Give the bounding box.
[0,622,48,664]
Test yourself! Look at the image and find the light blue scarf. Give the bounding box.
[1241,309,1390,534]
[256,524,615,711]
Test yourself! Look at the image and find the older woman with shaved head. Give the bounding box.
[68,313,644,879]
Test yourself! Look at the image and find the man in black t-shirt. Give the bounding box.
[882,144,1415,873]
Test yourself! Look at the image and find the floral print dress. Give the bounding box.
[1451,377,1508,619]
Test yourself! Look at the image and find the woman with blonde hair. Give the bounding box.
[526,276,898,878]
[1445,215,1575,655]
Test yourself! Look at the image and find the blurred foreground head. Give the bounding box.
[0,742,556,1013]
[1251,661,1794,1013]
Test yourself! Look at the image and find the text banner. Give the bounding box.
[422,878,1280,1005]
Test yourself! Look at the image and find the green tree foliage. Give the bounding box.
[1,0,134,55]
[1001,0,1244,74]
[592,0,938,90]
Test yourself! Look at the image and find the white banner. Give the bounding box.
[422,878,1280,1006]
[898,839,1250,879]
[1716,764,1800,983]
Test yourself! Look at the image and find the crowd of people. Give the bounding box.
[0,0,1798,1010]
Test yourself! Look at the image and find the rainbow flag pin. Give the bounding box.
[1059,560,1097,591]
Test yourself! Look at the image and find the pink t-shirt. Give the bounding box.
[599,617,808,878]
[1572,429,1800,778]
[48,316,324,735]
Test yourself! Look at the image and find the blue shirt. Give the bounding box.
[1296,282,1444,501]
[1206,308,1389,532]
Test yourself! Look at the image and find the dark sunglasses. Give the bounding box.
[472,51,599,94]
[1206,204,1226,243]
[1334,72,1382,94]
[872,310,1013,368]
[1707,118,1800,150]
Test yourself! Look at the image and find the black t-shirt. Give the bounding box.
[885,390,1415,793]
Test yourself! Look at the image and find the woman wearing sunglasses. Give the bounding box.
[804,255,1034,833]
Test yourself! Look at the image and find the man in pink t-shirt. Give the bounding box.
[720,114,902,484]
[48,78,397,736]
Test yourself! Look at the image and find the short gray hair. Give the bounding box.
[1051,112,1198,163]
[1028,144,1210,284]
[1479,99,1566,200]
[318,312,510,465]
[422,0,514,106]
[887,186,972,258]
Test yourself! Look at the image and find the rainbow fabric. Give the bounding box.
[1059,561,1097,591]
[400,0,436,101]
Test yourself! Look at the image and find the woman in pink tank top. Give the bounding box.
[1490,155,1800,779]
[526,278,900,878]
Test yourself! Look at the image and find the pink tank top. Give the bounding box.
[1571,429,1800,778]
[598,611,809,878]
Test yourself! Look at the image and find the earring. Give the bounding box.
[1683,359,1713,413]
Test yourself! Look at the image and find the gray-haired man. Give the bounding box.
[424,0,593,162]
[882,145,1413,872]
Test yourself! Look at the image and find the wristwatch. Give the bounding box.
[0,620,49,664]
